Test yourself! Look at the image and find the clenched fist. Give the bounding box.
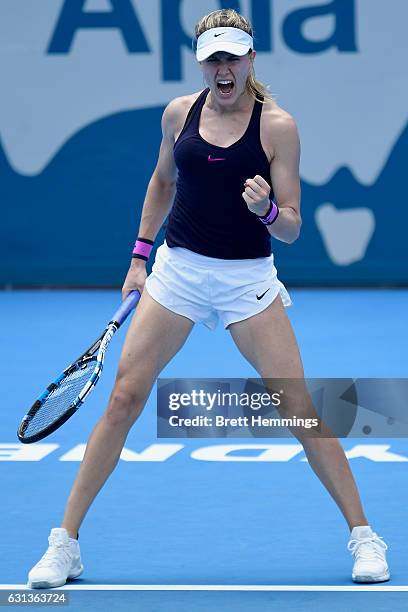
[242,175,271,216]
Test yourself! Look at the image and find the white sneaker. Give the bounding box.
[347,525,390,583]
[28,528,83,589]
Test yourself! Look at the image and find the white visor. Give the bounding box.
[196,27,254,62]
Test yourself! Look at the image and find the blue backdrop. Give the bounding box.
[1,0,407,286]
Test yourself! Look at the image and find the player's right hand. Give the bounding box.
[122,260,147,301]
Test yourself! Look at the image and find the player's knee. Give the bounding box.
[277,390,318,422]
[105,383,147,426]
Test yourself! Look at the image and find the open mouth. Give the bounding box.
[216,80,234,95]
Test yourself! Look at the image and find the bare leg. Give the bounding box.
[61,291,194,537]
[229,295,368,532]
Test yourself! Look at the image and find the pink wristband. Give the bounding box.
[132,238,153,261]
[257,199,279,226]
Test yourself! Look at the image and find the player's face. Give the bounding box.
[200,50,256,103]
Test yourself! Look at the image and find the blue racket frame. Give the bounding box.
[17,291,141,444]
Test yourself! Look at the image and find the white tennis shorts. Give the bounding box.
[145,241,292,331]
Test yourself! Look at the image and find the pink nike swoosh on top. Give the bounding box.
[208,155,226,162]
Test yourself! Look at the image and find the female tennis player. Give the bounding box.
[28,9,389,588]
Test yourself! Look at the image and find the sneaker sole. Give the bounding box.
[28,565,84,590]
[352,571,390,583]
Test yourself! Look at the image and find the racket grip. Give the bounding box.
[111,290,141,327]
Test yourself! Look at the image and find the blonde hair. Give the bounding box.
[194,9,273,103]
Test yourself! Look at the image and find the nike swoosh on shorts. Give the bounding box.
[256,289,271,300]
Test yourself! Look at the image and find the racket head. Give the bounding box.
[17,292,139,444]
[18,355,101,444]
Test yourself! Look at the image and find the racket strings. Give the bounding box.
[23,359,97,437]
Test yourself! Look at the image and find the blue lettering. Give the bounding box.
[282,0,357,54]
[46,0,357,81]
[47,0,150,54]
[250,0,273,52]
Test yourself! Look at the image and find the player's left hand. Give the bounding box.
[242,175,271,216]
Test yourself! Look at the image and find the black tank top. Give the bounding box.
[165,88,273,259]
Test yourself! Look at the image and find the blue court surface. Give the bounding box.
[1,289,407,611]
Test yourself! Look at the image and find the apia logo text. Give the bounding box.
[47,0,358,81]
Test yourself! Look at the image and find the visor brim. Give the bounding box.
[197,42,251,62]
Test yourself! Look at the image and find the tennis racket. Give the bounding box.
[17,290,141,444]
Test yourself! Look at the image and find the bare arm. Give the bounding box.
[134,100,179,242]
[267,115,301,243]
[242,114,301,244]
[122,99,180,297]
